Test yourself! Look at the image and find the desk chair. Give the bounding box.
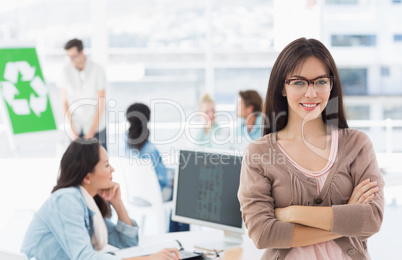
[117,157,173,235]
[0,251,28,260]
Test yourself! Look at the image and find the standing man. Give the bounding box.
[59,38,107,149]
[237,90,263,141]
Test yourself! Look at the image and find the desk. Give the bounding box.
[116,229,264,259]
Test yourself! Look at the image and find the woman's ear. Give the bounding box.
[282,88,287,97]
[83,174,91,185]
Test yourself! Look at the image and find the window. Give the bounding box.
[106,0,274,51]
[105,0,275,125]
[0,1,92,50]
[394,34,402,42]
[384,104,402,119]
[331,35,377,47]
[339,68,367,95]
[214,68,268,105]
[381,67,390,77]
[107,0,206,49]
[107,68,204,123]
[325,0,358,4]
[211,0,274,50]
[345,105,370,120]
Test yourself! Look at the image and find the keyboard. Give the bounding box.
[178,250,204,259]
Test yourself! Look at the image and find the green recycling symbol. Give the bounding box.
[0,47,56,134]
[2,61,48,116]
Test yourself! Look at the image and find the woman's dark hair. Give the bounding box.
[126,103,151,151]
[52,139,111,217]
[262,37,348,136]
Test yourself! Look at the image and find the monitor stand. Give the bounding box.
[194,231,243,252]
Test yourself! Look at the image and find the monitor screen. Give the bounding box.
[172,149,243,232]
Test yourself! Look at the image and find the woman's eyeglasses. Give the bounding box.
[284,76,334,95]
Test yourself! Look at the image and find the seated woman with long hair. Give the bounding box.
[124,103,172,202]
[123,103,189,232]
[21,139,179,260]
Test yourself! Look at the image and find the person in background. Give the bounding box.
[124,103,172,202]
[238,37,384,260]
[59,38,107,149]
[21,139,179,260]
[237,90,263,141]
[123,103,189,233]
[194,94,220,148]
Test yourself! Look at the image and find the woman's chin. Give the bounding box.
[101,182,114,190]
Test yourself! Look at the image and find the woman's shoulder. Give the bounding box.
[51,187,84,204]
[52,186,80,195]
[245,133,275,152]
[141,140,159,153]
[212,122,220,128]
[254,132,275,143]
[339,128,371,144]
[37,187,85,217]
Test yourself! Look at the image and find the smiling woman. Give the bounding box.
[82,146,116,198]
[20,139,180,260]
[238,38,384,260]
[282,56,333,123]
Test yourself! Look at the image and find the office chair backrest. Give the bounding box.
[0,251,28,260]
[118,157,164,207]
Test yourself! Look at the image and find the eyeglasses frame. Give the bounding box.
[284,76,335,94]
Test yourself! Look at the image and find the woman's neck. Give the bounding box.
[82,184,97,197]
[204,121,214,134]
[279,116,328,141]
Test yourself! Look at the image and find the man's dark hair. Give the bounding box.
[239,90,263,113]
[64,38,83,52]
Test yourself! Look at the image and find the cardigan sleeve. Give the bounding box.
[331,131,385,240]
[238,144,295,249]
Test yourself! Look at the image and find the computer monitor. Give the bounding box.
[172,149,244,251]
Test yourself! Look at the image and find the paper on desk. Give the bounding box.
[112,239,179,257]
[100,244,119,253]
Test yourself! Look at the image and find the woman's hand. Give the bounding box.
[99,182,122,206]
[145,248,180,260]
[101,182,134,226]
[348,178,379,205]
[275,206,292,223]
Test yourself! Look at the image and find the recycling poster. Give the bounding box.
[0,48,56,134]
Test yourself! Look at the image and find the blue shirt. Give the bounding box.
[194,122,221,148]
[124,139,171,191]
[21,187,139,260]
[238,114,263,141]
